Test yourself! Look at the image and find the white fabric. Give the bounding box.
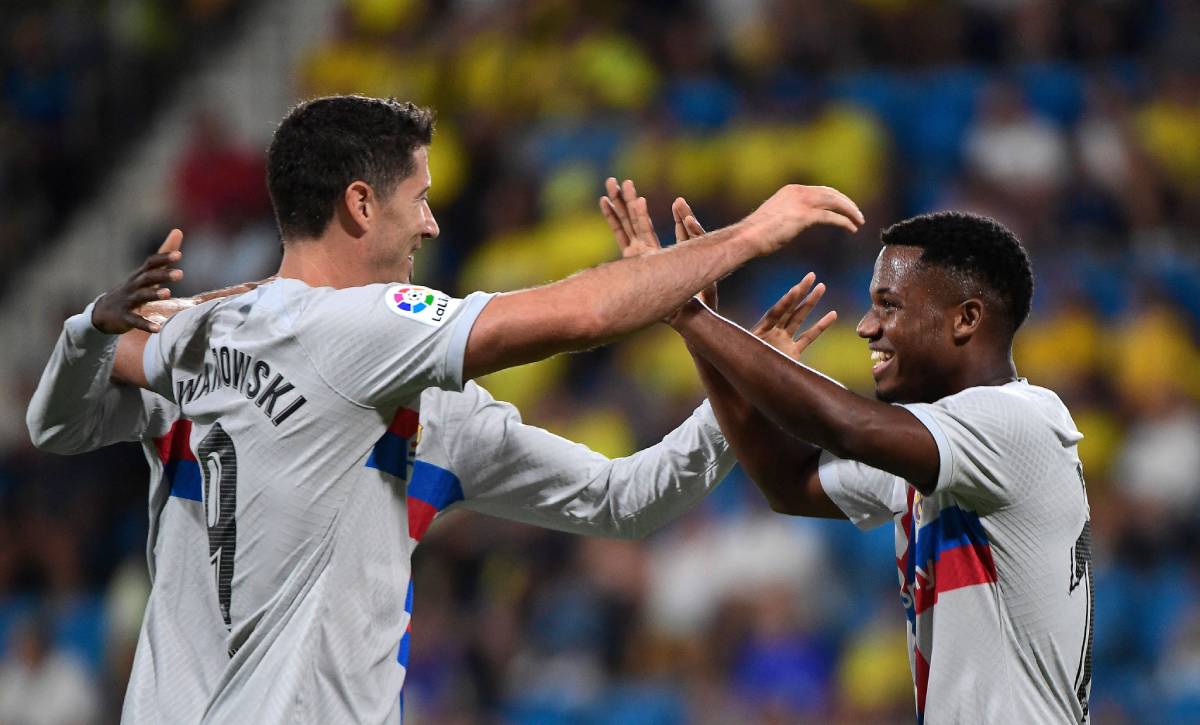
[28,283,734,724]
[819,381,1093,724]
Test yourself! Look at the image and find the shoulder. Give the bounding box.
[935,380,1064,420]
[923,380,1081,448]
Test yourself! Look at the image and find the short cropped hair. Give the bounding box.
[881,211,1034,334]
[266,96,434,240]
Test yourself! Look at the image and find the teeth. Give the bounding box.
[870,351,894,364]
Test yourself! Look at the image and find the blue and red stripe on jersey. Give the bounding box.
[367,408,421,480]
[397,579,415,667]
[366,407,465,541]
[909,505,997,615]
[406,461,463,541]
[154,420,201,501]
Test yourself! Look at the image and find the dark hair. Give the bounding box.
[881,211,1034,334]
[266,96,434,240]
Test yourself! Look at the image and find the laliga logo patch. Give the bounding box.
[384,285,456,327]
[395,287,434,313]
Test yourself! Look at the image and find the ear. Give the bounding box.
[339,181,374,237]
[952,298,984,342]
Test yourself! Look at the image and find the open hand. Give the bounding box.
[670,195,714,309]
[92,229,185,334]
[745,184,864,256]
[599,177,715,317]
[751,273,838,362]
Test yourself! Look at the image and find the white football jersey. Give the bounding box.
[819,381,1093,724]
[22,280,733,723]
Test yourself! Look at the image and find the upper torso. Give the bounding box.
[819,381,1093,724]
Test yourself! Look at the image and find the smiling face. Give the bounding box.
[365,146,439,284]
[856,246,964,404]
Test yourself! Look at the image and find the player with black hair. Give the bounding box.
[27,95,865,723]
[604,188,1093,723]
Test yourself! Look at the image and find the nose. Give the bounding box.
[856,309,880,339]
[423,203,440,239]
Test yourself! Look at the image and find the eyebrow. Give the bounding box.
[872,286,895,296]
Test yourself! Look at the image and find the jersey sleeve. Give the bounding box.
[27,302,177,453]
[901,386,1054,508]
[817,449,906,530]
[420,384,735,539]
[293,284,493,408]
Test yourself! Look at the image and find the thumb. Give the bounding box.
[157,228,184,255]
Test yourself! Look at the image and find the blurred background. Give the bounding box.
[1,0,1199,722]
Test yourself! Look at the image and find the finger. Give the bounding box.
[793,310,838,350]
[672,198,688,243]
[765,283,810,332]
[140,250,184,272]
[814,209,860,235]
[684,215,705,236]
[132,266,183,289]
[816,190,864,228]
[628,197,659,248]
[156,228,184,255]
[124,311,160,334]
[782,279,825,334]
[600,197,632,252]
[752,284,805,334]
[130,288,165,306]
[620,179,639,205]
[606,178,637,242]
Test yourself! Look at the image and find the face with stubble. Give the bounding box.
[365,146,440,284]
[856,245,966,404]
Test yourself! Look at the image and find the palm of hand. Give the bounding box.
[748,273,837,363]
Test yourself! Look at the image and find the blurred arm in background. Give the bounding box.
[26,229,268,453]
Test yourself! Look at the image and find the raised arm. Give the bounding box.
[604,186,845,517]
[30,229,271,451]
[27,230,185,450]
[600,185,938,492]
[461,180,864,380]
[672,303,939,493]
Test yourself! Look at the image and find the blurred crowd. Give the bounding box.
[0,0,244,292]
[4,0,1200,722]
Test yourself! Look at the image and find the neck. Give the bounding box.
[952,350,1018,395]
[276,235,370,289]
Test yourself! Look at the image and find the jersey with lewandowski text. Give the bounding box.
[136,278,489,723]
[818,381,1093,724]
[122,279,733,723]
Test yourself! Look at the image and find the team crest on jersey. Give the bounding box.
[385,285,456,326]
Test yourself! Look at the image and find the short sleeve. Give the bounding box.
[901,385,1064,508]
[295,284,493,408]
[818,449,905,531]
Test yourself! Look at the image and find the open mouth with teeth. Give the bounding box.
[870,349,895,377]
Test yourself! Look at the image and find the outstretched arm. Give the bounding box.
[603,185,845,517]
[605,185,937,493]
[673,303,939,493]
[461,180,864,380]
[425,385,734,540]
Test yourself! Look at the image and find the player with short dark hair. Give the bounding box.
[27,94,864,723]
[880,211,1033,334]
[266,97,434,241]
[604,186,1093,723]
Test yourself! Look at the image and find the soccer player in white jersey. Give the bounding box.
[26,95,863,723]
[604,184,1093,723]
